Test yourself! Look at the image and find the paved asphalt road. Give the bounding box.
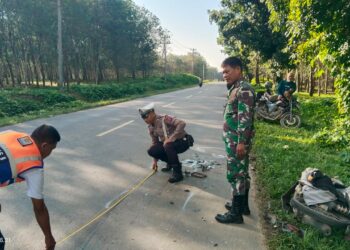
[0,83,265,250]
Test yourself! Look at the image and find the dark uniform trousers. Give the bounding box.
[0,230,5,250]
[147,138,189,167]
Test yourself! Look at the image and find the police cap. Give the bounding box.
[138,103,155,118]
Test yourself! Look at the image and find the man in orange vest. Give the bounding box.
[0,124,60,250]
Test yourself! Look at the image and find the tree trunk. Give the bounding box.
[325,69,329,94]
[38,41,46,87]
[255,56,260,85]
[309,67,315,97]
[8,31,21,86]
[74,51,81,84]
[115,66,120,82]
[296,68,301,92]
[98,64,104,82]
[40,61,46,87]
[95,58,100,84]
[31,56,40,87]
[48,67,53,86]
[57,0,64,90]
[82,63,88,81]
[5,50,16,87]
[0,63,3,88]
[5,73,9,86]
[21,45,29,85]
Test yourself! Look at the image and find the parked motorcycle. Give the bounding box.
[256,94,301,128]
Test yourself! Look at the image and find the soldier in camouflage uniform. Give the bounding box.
[215,57,255,224]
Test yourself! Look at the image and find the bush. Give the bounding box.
[0,95,25,116]
[71,74,199,101]
[0,88,76,116]
[314,116,350,148]
[0,74,198,118]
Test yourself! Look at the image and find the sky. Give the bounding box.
[133,0,226,69]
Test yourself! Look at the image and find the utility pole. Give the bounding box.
[95,0,100,84]
[162,33,170,79]
[57,0,64,90]
[190,48,196,75]
[202,63,205,81]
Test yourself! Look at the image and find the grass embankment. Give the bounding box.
[0,74,200,127]
[254,93,350,250]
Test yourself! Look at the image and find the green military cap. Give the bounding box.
[138,103,155,118]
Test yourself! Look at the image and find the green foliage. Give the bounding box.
[0,0,165,85]
[335,76,350,115]
[70,74,199,101]
[0,88,76,116]
[254,94,350,249]
[0,95,27,116]
[0,74,198,120]
[314,117,350,149]
[266,0,350,117]
[210,0,291,69]
[340,150,350,165]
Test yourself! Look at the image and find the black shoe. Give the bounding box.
[225,202,250,215]
[168,172,183,183]
[216,195,244,224]
[225,189,251,215]
[161,164,172,172]
[215,212,243,224]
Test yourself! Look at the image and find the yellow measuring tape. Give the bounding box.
[57,170,156,245]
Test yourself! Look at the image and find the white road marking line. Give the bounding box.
[162,102,176,108]
[185,95,193,99]
[182,192,195,211]
[97,120,134,137]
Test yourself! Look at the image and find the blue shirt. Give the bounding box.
[277,80,296,96]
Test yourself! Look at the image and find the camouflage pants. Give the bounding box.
[224,139,250,196]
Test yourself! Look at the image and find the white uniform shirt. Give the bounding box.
[21,168,44,199]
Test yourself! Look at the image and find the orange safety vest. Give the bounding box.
[0,130,42,187]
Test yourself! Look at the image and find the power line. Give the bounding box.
[172,38,191,50]
[170,43,190,54]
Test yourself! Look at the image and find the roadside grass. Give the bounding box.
[0,74,200,127]
[254,93,350,250]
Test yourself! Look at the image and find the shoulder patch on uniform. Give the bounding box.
[17,136,33,146]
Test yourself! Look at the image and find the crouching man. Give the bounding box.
[139,103,193,183]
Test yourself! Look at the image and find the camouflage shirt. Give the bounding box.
[223,80,255,144]
[148,114,187,144]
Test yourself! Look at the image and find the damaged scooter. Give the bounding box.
[282,168,350,236]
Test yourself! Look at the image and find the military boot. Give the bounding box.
[215,195,244,224]
[161,164,172,172]
[225,189,250,215]
[168,164,183,183]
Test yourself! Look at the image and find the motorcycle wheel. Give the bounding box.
[280,113,301,128]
